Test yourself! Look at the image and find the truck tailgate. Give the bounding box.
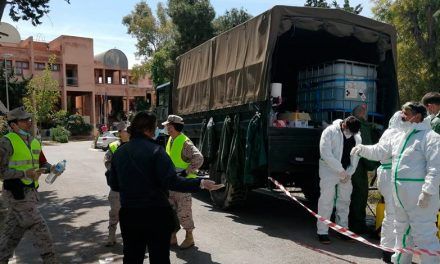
[268,127,322,174]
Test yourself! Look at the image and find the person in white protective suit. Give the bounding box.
[351,102,440,264]
[317,116,362,244]
[375,111,409,263]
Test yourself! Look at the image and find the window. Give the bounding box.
[35,62,45,70]
[51,64,60,71]
[66,64,78,86]
[107,77,112,84]
[98,76,103,84]
[158,91,169,106]
[121,77,127,85]
[4,60,12,69]
[16,61,29,69]
[14,61,29,76]
[14,68,23,75]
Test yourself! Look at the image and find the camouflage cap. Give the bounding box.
[161,115,184,125]
[7,106,32,122]
[115,122,128,131]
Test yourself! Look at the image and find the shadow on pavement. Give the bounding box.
[171,246,221,264]
[192,189,382,263]
[13,190,122,263]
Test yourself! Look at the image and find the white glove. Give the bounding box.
[350,145,363,156]
[200,179,225,191]
[338,170,350,184]
[417,192,431,208]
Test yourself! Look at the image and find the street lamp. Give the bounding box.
[2,53,13,111]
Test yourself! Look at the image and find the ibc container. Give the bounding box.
[297,59,377,123]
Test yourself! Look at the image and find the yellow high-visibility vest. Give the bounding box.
[109,141,120,154]
[166,134,197,179]
[4,132,41,188]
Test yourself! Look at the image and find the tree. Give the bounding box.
[168,0,216,55]
[124,0,216,87]
[0,67,30,110]
[213,8,253,35]
[304,0,331,8]
[305,0,362,14]
[123,2,176,86]
[122,2,174,58]
[372,0,440,102]
[332,0,362,14]
[0,0,70,26]
[23,55,60,132]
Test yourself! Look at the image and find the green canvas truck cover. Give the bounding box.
[173,5,398,116]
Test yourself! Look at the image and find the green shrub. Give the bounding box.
[53,110,69,127]
[66,114,93,136]
[51,126,70,143]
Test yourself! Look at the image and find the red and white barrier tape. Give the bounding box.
[268,177,440,257]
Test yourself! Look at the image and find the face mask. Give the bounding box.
[399,121,411,132]
[153,127,160,140]
[343,130,353,139]
[18,129,30,137]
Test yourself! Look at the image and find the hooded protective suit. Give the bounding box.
[375,111,406,249]
[317,119,361,235]
[353,119,440,264]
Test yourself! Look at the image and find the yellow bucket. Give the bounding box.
[375,201,385,232]
[437,212,440,239]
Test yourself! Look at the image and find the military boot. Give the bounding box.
[179,230,194,250]
[105,228,116,247]
[170,232,178,246]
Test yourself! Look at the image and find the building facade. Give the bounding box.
[0,22,155,131]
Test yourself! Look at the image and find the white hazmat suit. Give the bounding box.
[376,111,407,249]
[352,119,440,264]
[317,119,361,235]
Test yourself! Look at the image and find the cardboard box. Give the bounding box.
[279,112,311,121]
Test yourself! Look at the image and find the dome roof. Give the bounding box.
[94,48,128,69]
[0,22,21,43]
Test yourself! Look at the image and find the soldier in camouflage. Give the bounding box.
[421,92,440,135]
[104,122,129,246]
[0,107,58,264]
[163,115,204,250]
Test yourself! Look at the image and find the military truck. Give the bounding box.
[156,6,399,208]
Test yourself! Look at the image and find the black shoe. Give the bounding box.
[336,232,353,241]
[382,251,392,263]
[318,234,331,244]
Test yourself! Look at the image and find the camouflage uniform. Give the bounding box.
[430,111,440,135]
[168,139,203,231]
[0,136,57,264]
[104,145,121,242]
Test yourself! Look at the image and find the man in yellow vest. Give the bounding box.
[104,122,130,246]
[0,107,58,263]
[163,115,204,249]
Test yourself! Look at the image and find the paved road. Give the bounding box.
[9,141,411,263]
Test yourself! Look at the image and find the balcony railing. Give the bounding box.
[66,77,78,86]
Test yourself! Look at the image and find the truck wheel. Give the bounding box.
[209,168,246,209]
[210,173,233,209]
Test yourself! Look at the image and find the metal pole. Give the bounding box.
[5,57,9,111]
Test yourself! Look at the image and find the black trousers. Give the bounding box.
[119,206,175,264]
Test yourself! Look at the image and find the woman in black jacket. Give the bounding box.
[109,111,222,264]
